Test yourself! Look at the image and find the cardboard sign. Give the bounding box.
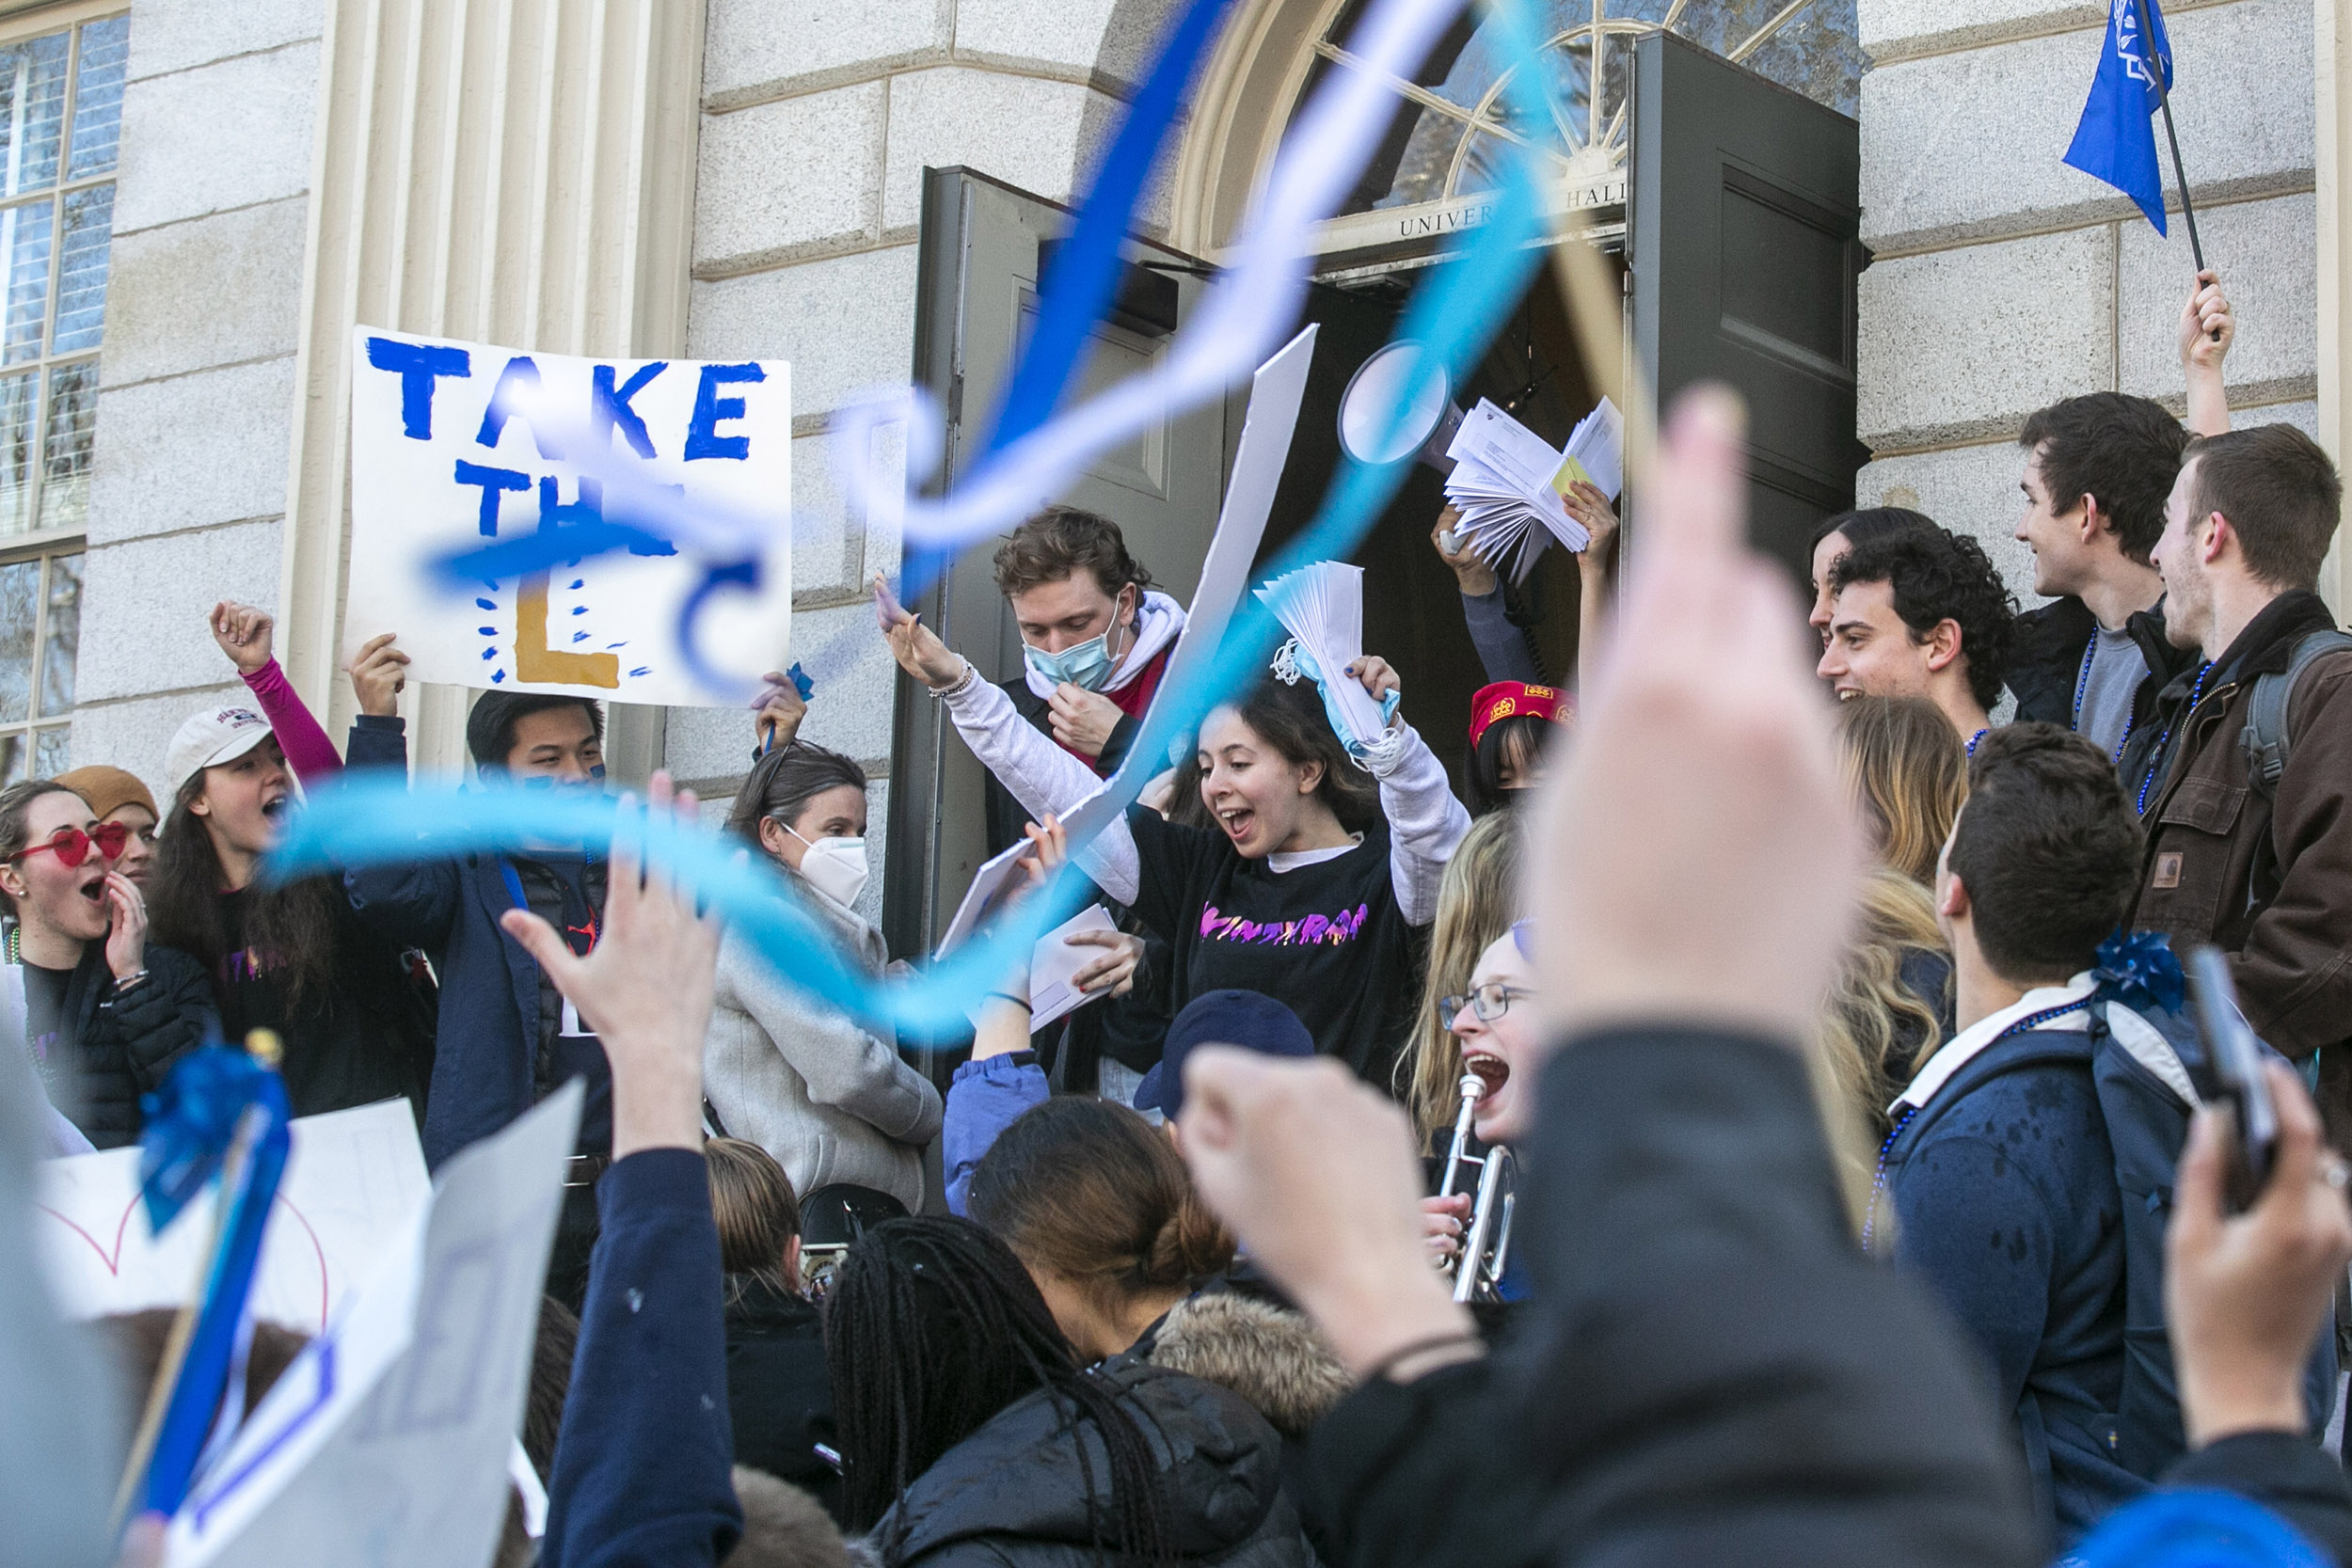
[346,327,793,707]
[36,1099,430,1333]
[164,1085,580,1567]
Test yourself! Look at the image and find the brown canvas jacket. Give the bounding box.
[2125,591,2352,1140]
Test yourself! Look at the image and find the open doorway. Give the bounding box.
[1255,252,1624,793]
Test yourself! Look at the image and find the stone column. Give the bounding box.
[2318,0,2352,610]
[275,0,706,774]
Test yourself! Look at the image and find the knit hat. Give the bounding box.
[1132,989,1315,1119]
[164,705,273,799]
[54,766,157,823]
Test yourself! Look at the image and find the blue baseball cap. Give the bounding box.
[1132,990,1315,1118]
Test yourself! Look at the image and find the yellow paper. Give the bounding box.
[1551,455,1595,496]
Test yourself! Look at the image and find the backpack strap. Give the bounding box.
[2241,628,2352,799]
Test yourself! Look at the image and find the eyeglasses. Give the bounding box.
[1438,982,1536,1026]
[10,820,133,868]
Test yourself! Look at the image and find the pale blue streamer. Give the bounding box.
[277,0,1566,1035]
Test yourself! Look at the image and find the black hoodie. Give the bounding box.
[875,1359,1315,1568]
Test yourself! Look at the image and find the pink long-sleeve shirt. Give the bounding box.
[239,658,343,784]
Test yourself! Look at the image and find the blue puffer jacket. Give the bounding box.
[339,716,564,1168]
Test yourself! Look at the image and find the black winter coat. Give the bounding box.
[721,1275,840,1520]
[43,942,218,1148]
[875,1360,1315,1568]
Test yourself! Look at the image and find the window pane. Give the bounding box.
[32,722,66,777]
[0,733,24,787]
[67,20,126,180]
[51,184,106,352]
[41,360,93,532]
[0,557,39,722]
[0,35,67,198]
[0,197,52,362]
[0,370,37,537]
[39,549,76,718]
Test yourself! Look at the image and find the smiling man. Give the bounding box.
[2121,424,2352,1148]
[2007,394,2203,754]
[1818,526,2017,752]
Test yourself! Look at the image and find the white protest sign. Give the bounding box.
[36,1099,429,1333]
[165,1084,580,1568]
[346,327,792,707]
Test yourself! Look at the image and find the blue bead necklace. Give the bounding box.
[2074,631,2137,761]
[2134,660,2212,817]
[1861,995,2096,1254]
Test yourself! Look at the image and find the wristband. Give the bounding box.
[927,660,977,700]
[111,968,150,993]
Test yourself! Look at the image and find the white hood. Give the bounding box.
[1022,588,1186,701]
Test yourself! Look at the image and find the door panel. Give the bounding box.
[1629,32,1866,579]
[884,168,1231,959]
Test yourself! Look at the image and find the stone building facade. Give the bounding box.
[15,0,2344,933]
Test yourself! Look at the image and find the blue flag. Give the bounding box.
[2063,0,2176,233]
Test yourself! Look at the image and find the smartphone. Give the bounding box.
[2187,945,2279,1212]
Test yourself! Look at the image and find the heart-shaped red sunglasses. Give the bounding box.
[9,820,133,868]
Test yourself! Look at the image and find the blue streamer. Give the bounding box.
[278,0,1568,1036]
[984,0,1235,455]
[138,1050,293,1517]
[138,1044,276,1232]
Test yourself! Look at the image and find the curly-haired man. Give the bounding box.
[1819,525,2019,752]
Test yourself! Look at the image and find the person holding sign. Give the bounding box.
[882,597,1469,1089]
[342,630,621,1305]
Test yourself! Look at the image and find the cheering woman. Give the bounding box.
[880,578,1470,1088]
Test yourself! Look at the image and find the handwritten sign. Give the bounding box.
[165,1085,578,1567]
[346,327,792,707]
[36,1099,430,1333]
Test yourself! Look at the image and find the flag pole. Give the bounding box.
[2126,0,2208,273]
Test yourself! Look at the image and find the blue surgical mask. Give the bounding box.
[1025,629,1119,692]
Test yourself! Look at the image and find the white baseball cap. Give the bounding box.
[165,705,274,798]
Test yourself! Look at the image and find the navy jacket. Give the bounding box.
[1884,1025,2138,1544]
[340,716,563,1168]
[544,1148,743,1568]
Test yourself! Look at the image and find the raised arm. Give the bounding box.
[210,602,342,784]
[503,775,742,1568]
[1346,657,1470,926]
[877,577,1143,903]
[2180,269,2234,437]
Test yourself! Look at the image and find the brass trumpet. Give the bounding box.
[1438,1070,1515,1305]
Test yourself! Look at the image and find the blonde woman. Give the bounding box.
[1811,866,1953,1243]
[1835,696,1967,885]
[1399,810,1521,1151]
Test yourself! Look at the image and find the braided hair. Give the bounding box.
[824,1216,1176,1563]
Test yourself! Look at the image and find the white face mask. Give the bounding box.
[785,822,869,910]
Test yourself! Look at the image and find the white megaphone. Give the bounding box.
[1337,340,1464,473]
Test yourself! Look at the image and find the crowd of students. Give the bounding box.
[11,264,2352,1567]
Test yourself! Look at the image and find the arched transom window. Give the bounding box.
[1297,0,1860,230]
